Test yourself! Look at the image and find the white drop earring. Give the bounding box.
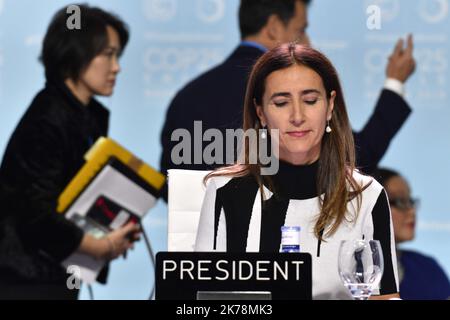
[261,126,267,139]
[326,120,332,133]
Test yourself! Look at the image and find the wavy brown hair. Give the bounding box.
[206,43,366,241]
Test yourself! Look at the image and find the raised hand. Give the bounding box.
[386,34,416,83]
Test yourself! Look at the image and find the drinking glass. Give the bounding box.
[338,239,384,300]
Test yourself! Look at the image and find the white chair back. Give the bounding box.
[167,169,211,251]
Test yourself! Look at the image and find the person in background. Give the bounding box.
[195,44,400,300]
[159,0,415,201]
[373,167,450,300]
[0,5,139,299]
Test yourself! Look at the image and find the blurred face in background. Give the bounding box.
[78,25,122,98]
[385,175,418,243]
[264,1,310,49]
[278,0,310,46]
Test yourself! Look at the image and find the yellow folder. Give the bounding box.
[57,137,165,214]
[57,137,166,283]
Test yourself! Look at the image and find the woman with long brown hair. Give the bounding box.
[195,43,399,299]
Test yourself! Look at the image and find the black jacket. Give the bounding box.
[0,79,109,287]
[159,44,411,201]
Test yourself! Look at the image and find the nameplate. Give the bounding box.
[155,252,312,300]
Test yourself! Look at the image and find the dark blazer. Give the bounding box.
[0,79,109,296]
[159,44,411,200]
[354,89,411,173]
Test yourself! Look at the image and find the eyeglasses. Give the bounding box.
[389,197,420,211]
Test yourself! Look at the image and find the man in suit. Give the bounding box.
[159,0,415,201]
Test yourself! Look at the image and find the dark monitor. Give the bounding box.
[155,252,312,300]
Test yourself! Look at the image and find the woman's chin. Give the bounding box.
[279,146,318,161]
[96,90,114,97]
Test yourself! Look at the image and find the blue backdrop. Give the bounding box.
[0,0,449,299]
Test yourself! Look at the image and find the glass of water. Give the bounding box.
[338,239,384,300]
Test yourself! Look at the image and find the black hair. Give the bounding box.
[372,167,401,187]
[238,0,311,39]
[40,4,129,81]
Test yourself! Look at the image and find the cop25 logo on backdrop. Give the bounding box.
[418,0,448,24]
[197,0,225,23]
[365,0,448,25]
[143,0,225,23]
[143,0,177,22]
[366,0,400,22]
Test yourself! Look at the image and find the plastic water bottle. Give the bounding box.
[281,226,301,252]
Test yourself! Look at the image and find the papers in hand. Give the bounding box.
[58,138,165,283]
